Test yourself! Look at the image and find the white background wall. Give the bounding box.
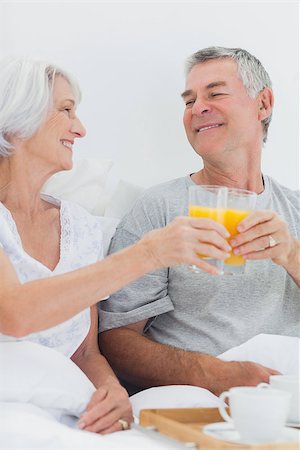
[0,0,299,189]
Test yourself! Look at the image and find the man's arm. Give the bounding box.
[280,238,300,287]
[99,320,279,397]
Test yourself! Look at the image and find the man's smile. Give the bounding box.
[195,123,224,133]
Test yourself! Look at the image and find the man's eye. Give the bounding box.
[185,100,195,106]
[211,92,226,97]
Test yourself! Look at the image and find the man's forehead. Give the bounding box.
[184,59,239,90]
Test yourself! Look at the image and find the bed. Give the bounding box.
[1,159,299,449]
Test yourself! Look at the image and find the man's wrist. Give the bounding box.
[282,239,300,279]
[184,352,223,392]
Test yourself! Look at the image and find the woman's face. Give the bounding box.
[24,75,86,172]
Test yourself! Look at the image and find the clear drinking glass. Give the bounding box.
[223,188,257,275]
[188,185,257,275]
[188,185,228,273]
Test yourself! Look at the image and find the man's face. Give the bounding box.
[182,59,264,160]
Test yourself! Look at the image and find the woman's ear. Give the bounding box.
[258,87,274,121]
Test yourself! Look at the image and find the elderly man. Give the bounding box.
[98,47,300,396]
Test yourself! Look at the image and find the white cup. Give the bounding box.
[258,375,300,424]
[219,386,291,443]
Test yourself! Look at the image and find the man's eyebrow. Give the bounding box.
[206,81,227,89]
[181,89,193,99]
[181,81,227,98]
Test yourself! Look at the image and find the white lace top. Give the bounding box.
[0,194,105,357]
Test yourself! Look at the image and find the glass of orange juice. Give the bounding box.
[188,185,257,275]
[223,187,257,274]
[189,185,228,273]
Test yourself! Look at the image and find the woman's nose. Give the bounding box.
[72,117,86,138]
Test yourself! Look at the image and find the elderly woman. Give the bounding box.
[0,58,230,434]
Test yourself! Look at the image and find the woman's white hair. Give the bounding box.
[185,47,272,143]
[0,58,81,157]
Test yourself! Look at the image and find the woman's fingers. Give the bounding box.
[145,216,232,270]
[188,217,230,238]
[78,381,133,434]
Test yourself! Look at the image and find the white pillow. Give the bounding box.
[42,158,113,215]
[0,341,96,423]
[130,385,220,420]
[218,334,300,375]
[104,179,144,219]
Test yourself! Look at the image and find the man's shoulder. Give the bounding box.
[268,175,299,205]
[136,175,191,205]
[114,175,191,236]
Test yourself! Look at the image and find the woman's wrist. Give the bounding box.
[134,235,161,273]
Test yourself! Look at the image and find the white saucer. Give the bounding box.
[286,420,300,429]
[203,422,300,445]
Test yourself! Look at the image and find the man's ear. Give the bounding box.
[258,87,274,121]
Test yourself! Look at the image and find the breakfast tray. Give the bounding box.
[139,408,300,450]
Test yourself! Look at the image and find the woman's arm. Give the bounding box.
[71,306,133,434]
[0,216,230,336]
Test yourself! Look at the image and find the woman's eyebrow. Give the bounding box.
[62,98,75,105]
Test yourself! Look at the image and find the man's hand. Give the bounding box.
[202,358,281,397]
[77,379,133,434]
[230,210,299,269]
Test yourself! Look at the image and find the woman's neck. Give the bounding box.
[0,155,54,215]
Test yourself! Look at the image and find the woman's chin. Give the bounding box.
[59,156,74,172]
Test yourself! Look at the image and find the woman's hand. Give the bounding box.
[77,379,133,434]
[141,216,231,275]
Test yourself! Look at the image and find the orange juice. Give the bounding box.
[189,205,225,258]
[189,205,225,222]
[189,205,250,265]
[223,208,250,266]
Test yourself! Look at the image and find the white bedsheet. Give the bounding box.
[0,403,182,450]
[1,334,299,449]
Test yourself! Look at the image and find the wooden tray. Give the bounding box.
[139,408,300,450]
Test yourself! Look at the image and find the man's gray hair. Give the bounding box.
[0,58,81,157]
[186,47,272,143]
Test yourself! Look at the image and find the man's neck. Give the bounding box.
[191,164,264,194]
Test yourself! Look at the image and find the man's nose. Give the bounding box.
[192,99,211,115]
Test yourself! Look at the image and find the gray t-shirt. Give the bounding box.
[99,174,300,355]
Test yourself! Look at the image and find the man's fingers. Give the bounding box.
[237,210,275,232]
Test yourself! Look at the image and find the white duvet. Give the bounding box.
[1,334,299,450]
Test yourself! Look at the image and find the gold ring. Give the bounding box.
[118,419,129,430]
[268,235,277,248]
